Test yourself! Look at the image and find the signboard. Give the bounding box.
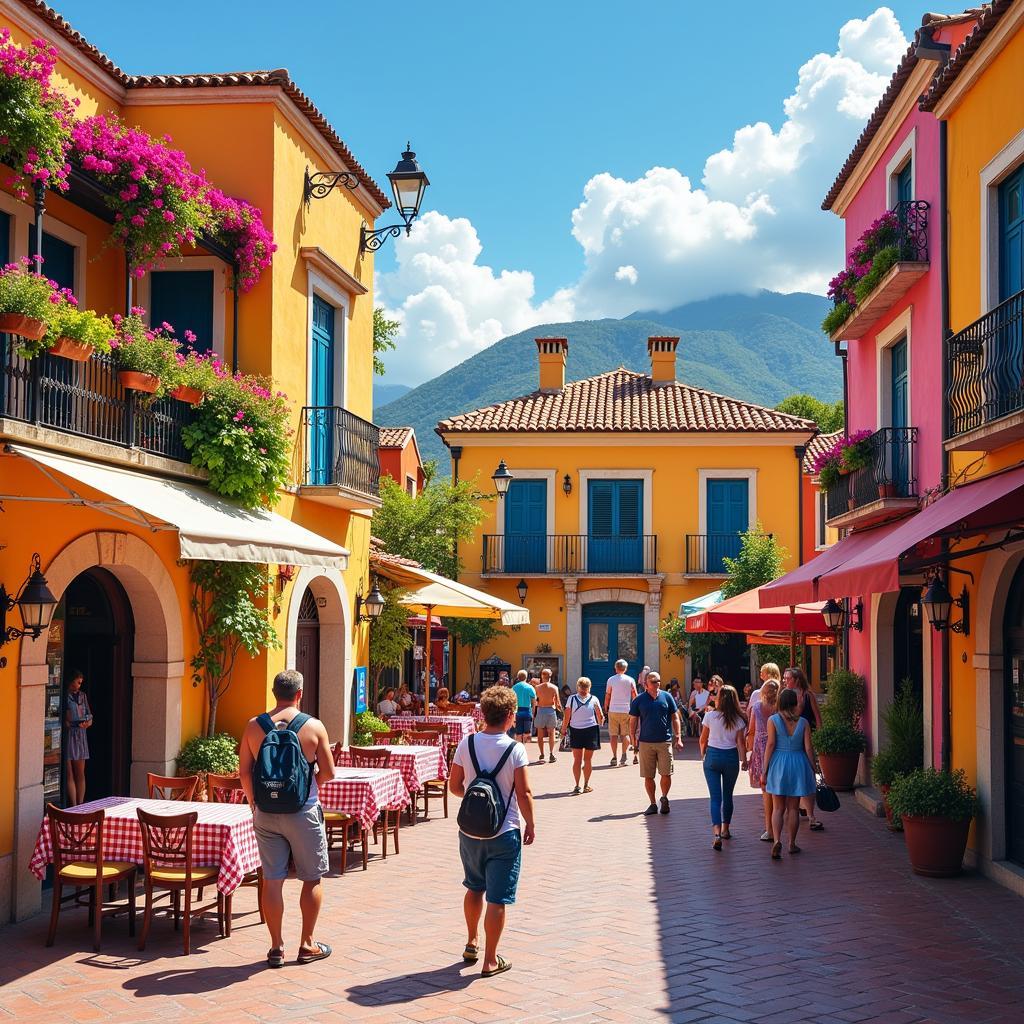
[413,645,424,661]
[353,666,368,714]
[538,623,552,632]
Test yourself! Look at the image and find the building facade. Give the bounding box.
[377,426,426,497]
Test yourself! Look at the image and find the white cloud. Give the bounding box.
[377,7,908,384]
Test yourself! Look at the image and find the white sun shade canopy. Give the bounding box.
[9,445,348,569]
[380,562,529,626]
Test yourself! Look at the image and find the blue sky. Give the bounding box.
[53,1,929,384]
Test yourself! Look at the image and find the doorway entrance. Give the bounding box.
[295,586,321,719]
[892,585,924,707]
[582,602,643,701]
[1004,563,1024,865]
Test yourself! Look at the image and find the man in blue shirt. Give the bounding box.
[629,671,683,816]
[511,670,537,747]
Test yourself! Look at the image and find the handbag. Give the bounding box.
[814,757,840,813]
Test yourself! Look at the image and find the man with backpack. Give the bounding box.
[239,669,336,969]
[448,685,535,978]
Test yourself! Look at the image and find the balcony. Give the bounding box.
[482,534,658,576]
[825,427,918,529]
[946,288,1024,452]
[297,405,381,509]
[685,533,766,576]
[829,200,930,342]
[1,340,198,471]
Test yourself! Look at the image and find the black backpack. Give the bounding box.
[457,734,516,839]
[252,712,314,814]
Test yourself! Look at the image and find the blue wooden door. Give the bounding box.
[504,479,546,573]
[1000,166,1024,301]
[588,480,642,573]
[889,338,909,489]
[309,296,335,486]
[707,479,748,573]
[582,602,643,702]
[149,270,214,353]
[896,162,913,205]
[996,167,1024,419]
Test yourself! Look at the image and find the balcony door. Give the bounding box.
[896,160,913,205]
[999,165,1024,302]
[888,338,910,490]
[504,479,546,573]
[588,479,642,573]
[706,478,748,573]
[149,270,214,354]
[309,296,335,486]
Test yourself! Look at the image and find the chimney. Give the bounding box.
[536,337,568,392]
[647,336,680,384]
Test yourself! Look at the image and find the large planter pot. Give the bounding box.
[170,384,203,405]
[0,312,47,340]
[901,815,971,877]
[118,370,160,394]
[49,336,95,362]
[818,751,861,791]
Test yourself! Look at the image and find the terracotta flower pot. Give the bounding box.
[847,498,856,511]
[878,483,897,499]
[901,815,971,877]
[118,370,160,394]
[48,336,95,362]
[879,783,899,828]
[818,751,861,791]
[170,384,203,405]
[0,312,47,340]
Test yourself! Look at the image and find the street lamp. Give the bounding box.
[562,474,573,497]
[492,460,513,499]
[355,579,386,624]
[516,578,529,605]
[1,553,58,653]
[821,597,863,633]
[922,576,969,635]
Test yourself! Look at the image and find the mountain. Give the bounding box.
[373,381,412,413]
[375,291,837,471]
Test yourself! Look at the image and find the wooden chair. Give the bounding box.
[45,804,137,953]
[349,747,392,769]
[324,811,367,873]
[369,730,407,745]
[136,808,226,955]
[146,773,200,801]
[206,774,264,921]
[406,732,449,821]
[348,748,401,855]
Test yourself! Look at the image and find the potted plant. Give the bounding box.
[812,440,843,493]
[887,767,978,877]
[45,300,115,362]
[0,259,59,342]
[872,678,924,827]
[110,309,180,395]
[840,430,874,474]
[816,668,867,790]
[352,710,391,746]
[169,344,219,405]
[176,732,240,801]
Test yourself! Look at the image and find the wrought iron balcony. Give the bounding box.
[482,534,657,575]
[1,340,196,462]
[825,427,918,528]
[947,288,1024,451]
[686,533,766,575]
[298,405,380,505]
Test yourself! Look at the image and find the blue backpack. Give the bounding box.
[457,734,516,839]
[252,712,314,813]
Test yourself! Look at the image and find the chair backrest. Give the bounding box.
[206,773,245,804]
[349,746,392,768]
[407,730,445,747]
[137,807,199,879]
[371,730,406,745]
[332,741,344,766]
[46,803,105,873]
[147,772,200,801]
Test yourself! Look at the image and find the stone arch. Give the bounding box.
[14,531,183,921]
[565,583,657,683]
[284,566,351,742]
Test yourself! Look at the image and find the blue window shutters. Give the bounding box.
[309,297,335,486]
[706,479,748,573]
[504,480,546,572]
[587,480,643,573]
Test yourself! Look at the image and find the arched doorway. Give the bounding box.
[295,586,321,719]
[1004,563,1024,865]
[893,586,924,707]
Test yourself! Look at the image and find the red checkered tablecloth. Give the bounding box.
[388,715,476,745]
[29,796,259,896]
[318,767,408,832]
[334,744,446,795]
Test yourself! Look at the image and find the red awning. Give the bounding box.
[745,633,834,647]
[758,519,903,607]
[816,464,1024,598]
[686,586,829,634]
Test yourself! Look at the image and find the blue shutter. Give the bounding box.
[1000,166,1024,301]
[896,162,913,205]
[149,270,215,353]
[27,228,75,293]
[504,480,546,572]
[588,480,643,573]
[707,479,748,573]
[309,296,336,485]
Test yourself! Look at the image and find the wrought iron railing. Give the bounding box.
[299,405,380,497]
[686,533,767,574]
[825,427,917,520]
[947,288,1024,438]
[1,339,195,460]
[482,534,657,575]
[893,199,930,263]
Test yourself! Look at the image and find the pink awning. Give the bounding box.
[686,587,829,633]
[817,464,1024,598]
[758,519,903,607]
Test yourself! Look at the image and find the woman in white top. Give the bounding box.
[376,687,400,717]
[688,677,711,733]
[565,677,605,795]
[699,684,748,850]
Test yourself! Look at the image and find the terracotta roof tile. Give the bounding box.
[436,369,816,436]
[369,536,421,568]
[803,430,842,473]
[378,426,414,448]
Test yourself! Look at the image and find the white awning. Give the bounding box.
[6,445,348,569]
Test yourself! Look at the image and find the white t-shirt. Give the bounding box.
[703,709,747,750]
[567,693,600,729]
[377,699,399,716]
[691,689,710,711]
[605,673,636,712]
[453,731,529,836]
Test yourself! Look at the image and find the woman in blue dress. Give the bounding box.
[761,688,815,860]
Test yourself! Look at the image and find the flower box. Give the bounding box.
[170,385,204,405]
[118,370,160,394]
[0,312,47,340]
[48,336,94,362]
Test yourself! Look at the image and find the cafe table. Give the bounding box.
[388,715,476,745]
[335,744,447,797]
[318,766,408,833]
[29,796,260,895]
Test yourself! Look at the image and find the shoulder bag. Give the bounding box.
[813,754,840,813]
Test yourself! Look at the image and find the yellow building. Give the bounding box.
[437,337,816,698]
[0,1,394,920]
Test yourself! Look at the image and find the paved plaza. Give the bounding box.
[3,747,1024,1024]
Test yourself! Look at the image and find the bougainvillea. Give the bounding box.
[109,307,183,395]
[207,188,276,292]
[0,30,76,199]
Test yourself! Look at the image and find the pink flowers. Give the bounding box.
[207,188,276,292]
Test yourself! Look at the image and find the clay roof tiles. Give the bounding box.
[378,427,414,448]
[803,430,842,473]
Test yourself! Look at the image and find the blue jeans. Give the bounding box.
[703,747,740,827]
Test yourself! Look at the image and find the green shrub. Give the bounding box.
[822,668,866,728]
[818,458,841,491]
[853,245,900,304]
[884,678,924,771]
[46,302,115,355]
[822,301,854,336]
[870,747,900,787]
[887,767,978,822]
[352,710,391,746]
[176,733,239,776]
[814,720,868,756]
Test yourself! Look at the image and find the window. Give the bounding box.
[405,474,416,496]
[149,269,215,353]
[895,160,913,205]
[587,479,643,573]
[27,226,75,293]
[816,490,827,548]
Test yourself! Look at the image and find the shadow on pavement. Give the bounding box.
[346,960,476,1005]
[123,962,263,996]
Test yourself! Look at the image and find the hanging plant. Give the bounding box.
[0,258,63,346]
[110,308,182,395]
[207,188,276,292]
[45,297,115,361]
[839,429,874,473]
[0,29,76,200]
[812,437,844,491]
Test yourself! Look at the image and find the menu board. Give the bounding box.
[43,607,64,806]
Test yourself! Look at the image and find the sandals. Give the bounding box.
[463,943,479,963]
[771,841,782,860]
[789,844,802,855]
[572,785,581,795]
[712,834,722,851]
[582,785,594,793]
[809,820,825,832]
[760,830,773,842]
[482,955,512,978]
[296,941,332,964]
[267,947,285,969]
[721,828,732,840]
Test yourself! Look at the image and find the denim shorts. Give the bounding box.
[534,707,557,731]
[515,710,533,734]
[459,829,522,905]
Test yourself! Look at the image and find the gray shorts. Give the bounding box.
[535,707,558,731]
[253,804,329,882]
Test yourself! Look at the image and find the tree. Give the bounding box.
[372,474,489,577]
[373,307,400,377]
[189,561,281,736]
[720,526,787,599]
[658,612,722,672]
[445,617,506,692]
[369,584,413,694]
[776,393,844,433]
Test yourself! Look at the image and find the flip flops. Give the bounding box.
[582,784,594,793]
[463,943,479,963]
[482,955,512,978]
[297,941,332,964]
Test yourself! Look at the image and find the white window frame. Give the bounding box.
[577,469,654,536]
[886,127,916,207]
[696,469,757,536]
[980,125,1024,312]
[306,268,350,410]
[405,474,416,497]
[815,488,829,551]
[0,191,87,302]
[875,307,913,430]
[136,256,226,358]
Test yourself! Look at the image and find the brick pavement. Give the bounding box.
[3,745,1024,1024]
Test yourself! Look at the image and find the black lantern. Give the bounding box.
[562,473,573,497]
[387,145,429,229]
[515,578,528,605]
[1,553,58,651]
[356,579,386,623]
[922,576,969,635]
[821,597,845,632]
[492,460,513,499]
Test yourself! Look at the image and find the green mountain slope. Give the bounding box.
[375,291,837,471]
